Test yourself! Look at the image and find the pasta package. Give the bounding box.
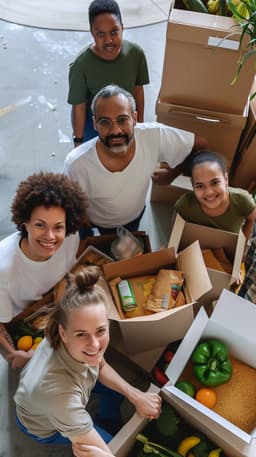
[145,269,185,313]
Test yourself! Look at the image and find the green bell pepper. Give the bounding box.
[192,339,232,386]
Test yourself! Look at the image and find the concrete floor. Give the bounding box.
[0,18,175,457]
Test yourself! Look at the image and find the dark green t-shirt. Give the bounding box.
[68,40,149,106]
[175,187,256,233]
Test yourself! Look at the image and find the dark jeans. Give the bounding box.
[79,206,146,239]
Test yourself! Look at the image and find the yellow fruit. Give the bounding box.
[31,342,40,351]
[17,335,33,351]
[177,436,201,456]
[33,336,43,344]
[208,449,222,457]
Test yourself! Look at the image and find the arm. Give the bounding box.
[152,134,208,186]
[133,85,144,122]
[242,207,256,245]
[0,323,33,369]
[98,359,161,420]
[72,443,114,457]
[72,103,87,146]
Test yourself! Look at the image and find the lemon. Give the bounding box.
[33,337,43,344]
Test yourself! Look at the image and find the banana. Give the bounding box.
[177,436,201,456]
[207,0,220,13]
[208,449,222,457]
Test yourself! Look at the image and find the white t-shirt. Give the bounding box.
[64,122,194,227]
[15,338,98,439]
[0,232,79,322]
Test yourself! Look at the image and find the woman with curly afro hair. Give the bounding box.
[0,171,88,369]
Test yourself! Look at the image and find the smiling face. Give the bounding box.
[58,303,109,365]
[23,205,66,261]
[94,94,137,154]
[192,161,229,214]
[91,13,123,60]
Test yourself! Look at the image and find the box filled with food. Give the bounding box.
[163,289,256,457]
[109,384,231,457]
[169,214,245,305]
[103,242,212,354]
[78,230,151,261]
[6,245,114,351]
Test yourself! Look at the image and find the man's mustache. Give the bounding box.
[106,134,128,140]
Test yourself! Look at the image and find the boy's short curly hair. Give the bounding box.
[11,172,89,238]
[89,0,123,28]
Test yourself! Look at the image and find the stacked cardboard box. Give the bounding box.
[153,0,255,203]
[231,82,256,190]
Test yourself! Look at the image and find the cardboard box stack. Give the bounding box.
[154,0,255,204]
[230,81,256,191]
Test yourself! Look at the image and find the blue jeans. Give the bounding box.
[15,381,123,444]
[16,414,112,444]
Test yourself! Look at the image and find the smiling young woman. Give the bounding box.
[14,266,161,457]
[0,171,88,369]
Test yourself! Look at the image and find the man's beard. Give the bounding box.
[99,133,133,154]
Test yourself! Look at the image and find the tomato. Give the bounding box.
[164,350,174,363]
[175,380,196,397]
[152,366,169,386]
[195,388,217,409]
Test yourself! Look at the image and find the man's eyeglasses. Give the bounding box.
[96,115,131,130]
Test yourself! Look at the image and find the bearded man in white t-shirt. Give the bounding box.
[64,84,208,236]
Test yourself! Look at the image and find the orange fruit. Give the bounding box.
[195,388,217,409]
[17,335,33,351]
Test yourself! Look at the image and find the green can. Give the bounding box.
[117,280,137,312]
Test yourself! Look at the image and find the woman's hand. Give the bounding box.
[6,349,34,369]
[72,443,114,457]
[130,389,162,420]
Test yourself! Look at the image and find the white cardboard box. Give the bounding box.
[164,289,256,457]
[168,214,245,305]
[109,383,232,457]
[103,243,212,354]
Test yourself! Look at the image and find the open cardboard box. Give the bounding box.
[109,383,232,457]
[103,242,212,355]
[159,2,255,114]
[169,214,245,305]
[162,289,256,457]
[156,100,248,168]
[77,231,151,260]
[6,245,113,344]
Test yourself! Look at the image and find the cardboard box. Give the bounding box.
[230,104,256,190]
[163,289,256,457]
[6,245,114,344]
[103,243,212,354]
[77,231,151,260]
[109,384,232,457]
[150,175,193,204]
[156,100,248,167]
[168,214,245,305]
[160,6,255,114]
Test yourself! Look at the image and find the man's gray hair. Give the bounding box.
[91,85,136,116]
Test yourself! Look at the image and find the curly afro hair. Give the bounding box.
[11,172,89,238]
